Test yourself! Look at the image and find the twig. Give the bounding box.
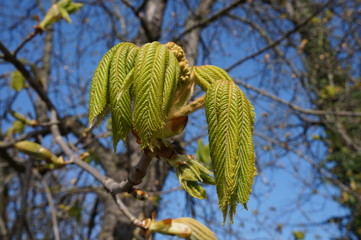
[0,41,56,111]
[148,186,183,196]
[114,194,145,228]
[172,95,206,118]
[34,171,60,240]
[14,30,41,56]
[49,110,152,229]
[254,131,361,201]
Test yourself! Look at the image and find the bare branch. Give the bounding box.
[235,79,361,117]
[35,170,60,240]
[0,41,56,111]
[225,0,336,72]
[173,0,246,42]
[14,30,41,56]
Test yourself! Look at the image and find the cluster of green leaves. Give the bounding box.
[89,41,257,223]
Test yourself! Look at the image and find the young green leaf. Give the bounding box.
[109,43,138,149]
[193,65,233,91]
[38,0,83,30]
[205,79,256,223]
[133,42,179,149]
[89,43,121,127]
[10,70,25,91]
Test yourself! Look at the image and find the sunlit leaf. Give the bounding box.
[205,79,256,223]
[10,70,25,91]
[293,231,305,239]
[193,65,233,91]
[133,42,179,149]
[89,43,121,126]
[109,42,138,149]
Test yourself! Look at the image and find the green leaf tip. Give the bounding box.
[205,79,257,223]
[193,65,233,91]
[133,41,180,150]
[89,43,122,127]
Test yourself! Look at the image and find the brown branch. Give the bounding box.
[0,41,56,111]
[14,30,41,56]
[34,171,60,240]
[49,110,152,229]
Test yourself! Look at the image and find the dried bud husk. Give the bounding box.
[172,217,218,240]
[131,188,148,201]
[161,116,188,138]
[145,217,217,240]
[148,218,192,238]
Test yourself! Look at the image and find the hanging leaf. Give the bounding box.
[205,79,256,223]
[10,70,25,91]
[133,42,179,149]
[109,43,138,149]
[89,43,121,126]
[193,65,233,91]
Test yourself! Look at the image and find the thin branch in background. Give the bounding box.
[148,186,183,196]
[86,197,100,239]
[34,170,60,240]
[114,194,145,228]
[49,110,150,229]
[13,30,41,56]
[12,160,32,240]
[0,41,57,111]
[225,0,336,72]
[173,0,247,42]
[235,79,361,117]
[254,131,361,201]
